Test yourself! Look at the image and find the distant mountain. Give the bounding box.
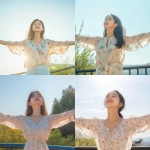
[134,137,150,142]
[133,137,150,146]
[123,63,150,67]
[123,63,150,75]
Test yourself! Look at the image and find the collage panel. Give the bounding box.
[0,76,75,150]
[0,0,75,75]
[75,0,150,75]
[75,76,150,150]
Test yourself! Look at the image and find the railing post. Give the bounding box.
[129,69,131,75]
[145,68,147,75]
[137,69,139,75]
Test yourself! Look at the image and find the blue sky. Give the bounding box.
[75,76,150,139]
[0,76,75,115]
[75,0,150,65]
[0,0,75,75]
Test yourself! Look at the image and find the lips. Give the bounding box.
[106,100,113,103]
[35,98,39,101]
[104,22,108,25]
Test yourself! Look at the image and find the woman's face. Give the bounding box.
[104,91,122,108]
[104,15,117,29]
[32,20,44,32]
[28,92,43,107]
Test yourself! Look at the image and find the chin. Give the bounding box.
[34,29,42,32]
[34,30,41,32]
[105,104,114,107]
[33,102,41,105]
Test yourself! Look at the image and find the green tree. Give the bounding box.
[50,57,75,75]
[47,129,74,146]
[0,125,74,149]
[51,85,75,137]
[51,85,75,114]
[75,21,96,74]
[75,130,96,146]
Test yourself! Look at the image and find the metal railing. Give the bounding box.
[11,65,75,75]
[50,65,75,74]
[123,65,150,75]
[0,144,74,150]
[75,65,150,75]
[75,146,150,150]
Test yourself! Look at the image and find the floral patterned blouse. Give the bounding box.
[76,33,150,75]
[0,110,75,150]
[7,39,70,68]
[76,115,150,150]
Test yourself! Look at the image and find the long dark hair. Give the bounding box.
[26,91,48,116]
[27,19,45,40]
[113,90,125,118]
[103,14,125,48]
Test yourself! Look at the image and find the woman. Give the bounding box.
[0,19,74,75]
[75,90,150,150]
[76,14,150,75]
[0,91,75,150]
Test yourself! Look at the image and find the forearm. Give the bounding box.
[0,40,7,45]
[68,41,75,46]
[75,35,99,46]
[75,35,85,42]
[124,32,150,45]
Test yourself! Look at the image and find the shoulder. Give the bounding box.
[88,117,101,124]
[22,39,29,45]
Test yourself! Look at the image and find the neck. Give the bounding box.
[106,108,121,122]
[31,105,42,117]
[33,32,42,41]
[106,28,114,38]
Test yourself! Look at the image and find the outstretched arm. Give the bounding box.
[0,40,26,55]
[0,113,22,129]
[0,40,7,45]
[124,32,150,51]
[68,41,75,46]
[75,35,102,50]
[49,109,75,129]
[75,117,98,132]
[47,39,74,55]
[128,114,150,134]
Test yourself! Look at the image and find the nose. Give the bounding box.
[107,96,112,100]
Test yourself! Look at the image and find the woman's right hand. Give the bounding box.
[0,40,7,45]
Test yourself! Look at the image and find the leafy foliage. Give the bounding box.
[75,21,96,74]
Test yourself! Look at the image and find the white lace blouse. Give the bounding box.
[7,39,71,68]
[0,110,75,150]
[76,33,150,75]
[76,115,150,150]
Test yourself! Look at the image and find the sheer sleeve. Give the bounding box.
[49,109,75,129]
[7,39,27,55]
[124,32,150,51]
[127,114,150,134]
[75,35,102,51]
[75,118,99,134]
[47,39,71,55]
[0,113,22,129]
